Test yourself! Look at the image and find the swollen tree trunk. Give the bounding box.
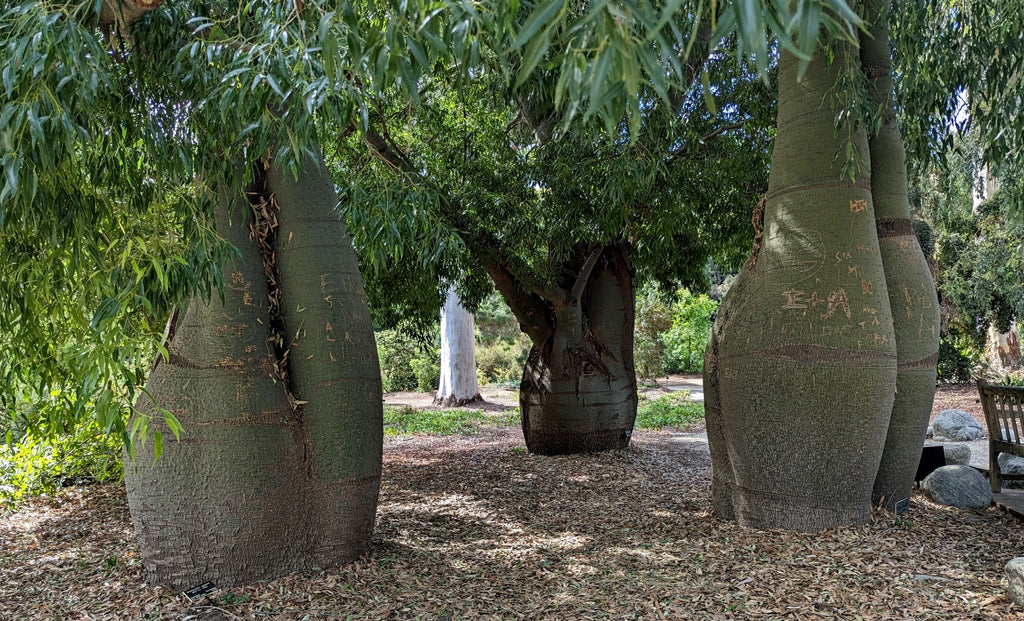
[705,47,898,530]
[516,246,637,455]
[125,154,382,588]
[436,286,481,406]
[861,0,941,512]
[704,199,764,522]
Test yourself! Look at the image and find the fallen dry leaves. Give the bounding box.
[2,422,1023,620]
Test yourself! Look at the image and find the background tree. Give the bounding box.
[436,286,482,405]
[338,29,774,454]
[911,133,1024,380]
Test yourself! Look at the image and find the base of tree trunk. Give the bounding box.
[519,348,637,456]
[522,426,633,455]
[433,393,484,407]
[732,490,871,531]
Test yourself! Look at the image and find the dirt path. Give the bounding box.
[384,374,707,412]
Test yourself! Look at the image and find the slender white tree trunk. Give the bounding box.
[436,286,481,405]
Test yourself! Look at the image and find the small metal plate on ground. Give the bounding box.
[183,581,218,602]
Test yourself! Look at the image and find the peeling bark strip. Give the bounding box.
[746,195,767,270]
[246,161,301,410]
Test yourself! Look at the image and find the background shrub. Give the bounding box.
[635,391,704,430]
[376,329,440,392]
[635,285,719,379]
[662,289,718,374]
[634,286,673,381]
[475,291,530,386]
[476,336,530,385]
[376,330,418,392]
[936,333,982,383]
[1,420,123,510]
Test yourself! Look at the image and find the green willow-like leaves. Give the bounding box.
[893,2,1024,167]
[0,0,447,446]
[467,0,863,138]
[0,2,231,449]
[336,26,774,334]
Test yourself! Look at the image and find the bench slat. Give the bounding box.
[977,380,1024,493]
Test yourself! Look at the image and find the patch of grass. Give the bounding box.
[635,391,703,430]
[383,406,519,436]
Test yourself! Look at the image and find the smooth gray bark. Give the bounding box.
[706,48,897,530]
[125,154,381,588]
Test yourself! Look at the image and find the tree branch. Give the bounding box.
[353,119,560,344]
[482,256,554,347]
[666,121,745,163]
[363,125,422,184]
[570,245,604,303]
[99,0,164,30]
[667,20,714,113]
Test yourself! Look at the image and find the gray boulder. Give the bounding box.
[933,409,985,442]
[998,453,1024,490]
[921,465,992,509]
[1007,558,1024,606]
[1002,427,1018,442]
[942,443,971,465]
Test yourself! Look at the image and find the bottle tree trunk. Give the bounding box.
[706,46,898,530]
[861,0,941,512]
[703,198,765,522]
[124,153,382,588]
[436,285,482,406]
[517,246,638,455]
[485,244,637,455]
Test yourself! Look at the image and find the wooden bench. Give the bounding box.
[977,380,1024,492]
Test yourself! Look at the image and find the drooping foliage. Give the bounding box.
[1,0,875,446]
[892,1,1024,166]
[0,0,454,446]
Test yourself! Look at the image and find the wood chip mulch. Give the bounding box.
[2,423,1023,620]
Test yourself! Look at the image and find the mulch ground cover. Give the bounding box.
[2,389,1023,620]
